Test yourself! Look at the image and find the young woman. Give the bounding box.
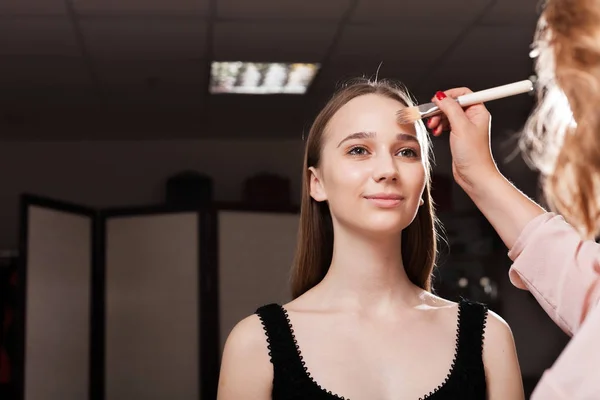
[217,79,524,400]
[427,1,600,398]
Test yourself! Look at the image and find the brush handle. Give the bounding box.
[456,80,534,107]
[411,79,535,121]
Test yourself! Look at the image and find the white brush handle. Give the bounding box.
[456,80,534,107]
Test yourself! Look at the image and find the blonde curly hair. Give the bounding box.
[522,0,600,238]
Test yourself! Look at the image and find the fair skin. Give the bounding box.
[218,94,524,400]
[427,89,545,250]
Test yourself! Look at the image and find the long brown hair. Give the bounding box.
[522,0,600,238]
[290,78,438,299]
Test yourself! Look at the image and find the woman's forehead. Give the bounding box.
[325,94,418,142]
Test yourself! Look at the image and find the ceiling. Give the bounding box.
[0,0,541,139]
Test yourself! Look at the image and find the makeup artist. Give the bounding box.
[426,1,600,398]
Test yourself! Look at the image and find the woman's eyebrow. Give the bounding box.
[396,133,420,144]
[336,131,376,148]
[336,132,419,148]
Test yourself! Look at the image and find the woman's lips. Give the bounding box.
[364,193,404,208]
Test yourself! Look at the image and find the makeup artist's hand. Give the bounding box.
[428,88,499,191]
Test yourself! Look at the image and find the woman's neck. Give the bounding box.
[316,227,420,314]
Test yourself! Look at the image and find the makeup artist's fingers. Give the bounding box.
[431,87,490,136]
[427,115,449,135]
[439,117,450,135]
[442,87,474,99]
[438,116,451,133]
[428,89,475,135]
[432,91,472,133]
[427,115,442,130]
[438,87,490,122]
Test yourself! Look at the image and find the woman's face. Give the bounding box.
[309,93,427,237]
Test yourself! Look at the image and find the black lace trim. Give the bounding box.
[256,309,274,363]
[417,301,463,400]
[279,303,463,400]
[482,307,489,352]
[279,306,348,399]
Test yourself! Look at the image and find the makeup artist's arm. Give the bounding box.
[217,315,272,400]
[430,88,600,335]
[428,89,545,250]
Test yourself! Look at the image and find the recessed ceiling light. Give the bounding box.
[209,62,320,94]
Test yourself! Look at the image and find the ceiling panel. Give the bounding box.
[418,26,535,100]
[81,18,208,60]
[205,94,307,137]
[100,85,206,109]
[0,87,97,110]
[434,26,535,71]
[94,59,207,86]
[217,0,350,20]
[416,62,534,104]
[335,23,465,67]
[0,17,79,57]
[351,0,494,23]
[480,0,541,25]
[0,0,66,15]
[0,56,91,87]
[94,60,208,110]
[0,107,207,140]
[213,22,337,62]
[73,0,210,16]
[310,56,425,96]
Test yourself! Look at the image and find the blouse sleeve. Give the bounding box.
[529,304,600,399]
[507,213,600,335]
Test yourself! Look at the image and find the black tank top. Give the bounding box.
[255,299,488,400]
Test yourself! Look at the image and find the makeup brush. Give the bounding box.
[396,79,534,125]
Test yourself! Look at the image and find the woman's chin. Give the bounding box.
[355,221,406,237]
[337,213,413,238]
[366,214,412,232]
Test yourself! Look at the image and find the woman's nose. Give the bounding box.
[372,153,399,182]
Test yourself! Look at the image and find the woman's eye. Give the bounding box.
[398,148,418,158]
[348,146,369,156]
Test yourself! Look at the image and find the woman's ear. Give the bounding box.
[309,167,327,202]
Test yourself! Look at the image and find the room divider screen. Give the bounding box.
[101,208,205,400]
[17,195,299,400]
[17,195,95,400]
[218,209,298,352]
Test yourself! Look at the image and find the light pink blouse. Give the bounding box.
[508,212,600,399]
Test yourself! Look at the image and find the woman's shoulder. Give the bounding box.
[223,303,289,355]
[417,291,461,320]
[425,293,515,350]
[480,308,516,353]
[420,292,511,336]
[222,313,269,361]
[219,313,274,398]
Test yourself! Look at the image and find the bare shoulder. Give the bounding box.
[217,314,272,400]
[408,292,463,333]
[419,291,459,315]
[483,310,516,365]
[481,310,525,399]
[483,309,514,345]
[223,313,268,355]
[419,290,457,308]
[425,298,515,353]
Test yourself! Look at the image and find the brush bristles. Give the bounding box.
[395,107,422,125]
